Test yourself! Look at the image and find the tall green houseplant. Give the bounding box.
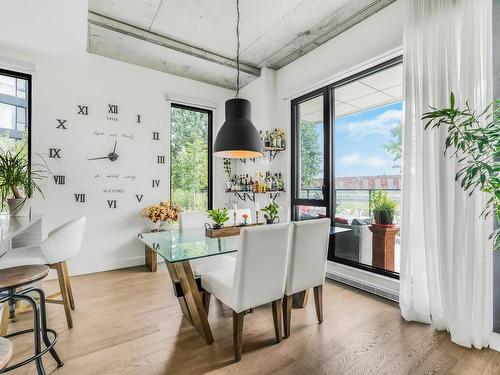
[422,93,500,250]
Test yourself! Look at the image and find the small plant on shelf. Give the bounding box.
[369,190,398,227]
[261,201,280,224]
[242,213,249,226]
[142,200,180,231]
[206,208,230,229]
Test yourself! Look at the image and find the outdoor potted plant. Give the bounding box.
[206,208,229,229]
[369,190,398,227]
[0,146,48,216]
[142,200,180,231]
[261,201,280,224]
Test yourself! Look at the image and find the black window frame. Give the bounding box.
[0,68,32,195]
[291,56,403,280]
[170,102,213,210]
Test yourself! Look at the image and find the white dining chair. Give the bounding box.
[202,223,291,361]
[0,216,87,330]
[283,218,330,338]
[227,208,252,226]
[178,211,235,276]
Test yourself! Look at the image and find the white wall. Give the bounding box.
[0,0,233,275]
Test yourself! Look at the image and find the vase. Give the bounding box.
[8,198,30,217]
[150,221,176,232]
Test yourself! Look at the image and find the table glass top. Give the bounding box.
[137,229,239,263]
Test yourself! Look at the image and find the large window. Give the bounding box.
[291,57,402,278]
[170,103,212,211]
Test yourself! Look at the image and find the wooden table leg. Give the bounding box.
[164,262,192,324]
[292,289,310,308]
[145,246,157,272]
[172,261,214,344]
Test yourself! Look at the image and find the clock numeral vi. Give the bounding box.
[77,105,88,115]
[107,200,117,209]
[152,243,160,251]
[108,104,118,114]
[157,155,165,164]
[49,148,61,158]
[56,119,67,129]
[152,180,160,188]
[53,175,65,185]
[75,193,86,203]
[135,194,143,203]
[152,132,159,140]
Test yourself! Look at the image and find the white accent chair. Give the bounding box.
[283,218,330,338]
[227,208,252,226]
[202,223,291,361]
[178,211,235,276]
[0,216,87,329]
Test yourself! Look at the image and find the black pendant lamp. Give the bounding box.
[213,0,263,159]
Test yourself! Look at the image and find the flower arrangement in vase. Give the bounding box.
[142,200,180,232]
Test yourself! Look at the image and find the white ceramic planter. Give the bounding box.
[7,198,31,216]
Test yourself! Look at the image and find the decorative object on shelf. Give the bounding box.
[0,144,48,216]
[142,200,180,232]
[369,190,397,227]
[265,128,286,149]
[422,93,500,250]
[255,202,260,223]
[227,171,284,193]
[261,201,280,224]
[242,213,249,225]
[224,158,232,178]
[213,0,263,159]
[232,203,238,226]
[206,208,230,229]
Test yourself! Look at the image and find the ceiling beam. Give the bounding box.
[261,0,397,70]
[88,11,261,78]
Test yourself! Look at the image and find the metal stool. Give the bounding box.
[0,265,63,374]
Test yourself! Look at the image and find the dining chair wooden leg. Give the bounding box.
[51,262,73,329]
[233,311,244,362]
[62,261,75,310]
[0,302,9,336]
[282,294,293,338]
[271,299,283,343]
[313,284,323,324]
[202,291,211,315]
[292,289,310,308]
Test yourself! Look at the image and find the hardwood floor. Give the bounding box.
[5,265,500,374]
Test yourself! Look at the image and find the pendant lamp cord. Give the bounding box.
[235,0,240,98]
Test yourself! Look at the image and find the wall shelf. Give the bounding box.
[238,147,285,163]
[225,190,285,202]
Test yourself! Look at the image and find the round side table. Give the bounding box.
[0,265,63,374]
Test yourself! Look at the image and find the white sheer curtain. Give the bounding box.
[400,0,493,348]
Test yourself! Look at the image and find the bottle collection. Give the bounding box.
[259,128,286,149]
[226,172,284,193]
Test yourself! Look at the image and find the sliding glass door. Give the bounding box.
[291,57,402,278]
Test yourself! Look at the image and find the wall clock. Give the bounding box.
[51,102,165,210]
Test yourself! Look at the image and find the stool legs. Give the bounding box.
[49,262,73,328]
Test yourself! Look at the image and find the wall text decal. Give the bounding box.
[49,148,61,158]
[56,119,67,129]
[75,193,86,203]
[137,114,141,123]
[135,194,143,202]
[77,105,88,115]
[157,155,165,164]
[53,175,66,185]
[108,104,118,114]
[107,200,117,209]
[152,180,160,188]
[152,132,159,140]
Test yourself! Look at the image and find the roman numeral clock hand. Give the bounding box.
[88,140,119,162]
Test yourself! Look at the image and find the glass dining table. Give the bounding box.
[137,229,240,344]
[137,226,351,345]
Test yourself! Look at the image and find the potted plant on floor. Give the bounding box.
[261,201,280,224]
[206,208,229,229]
[369,190,398,227]
[0,145,48,216]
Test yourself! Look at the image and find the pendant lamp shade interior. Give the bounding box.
[214,98,263,158]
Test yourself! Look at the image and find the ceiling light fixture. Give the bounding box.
[213,0,263,159]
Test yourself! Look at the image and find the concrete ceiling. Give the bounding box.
[88,0,396,89]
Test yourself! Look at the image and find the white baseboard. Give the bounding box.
[490,332,500,352]
[326,260,399,301]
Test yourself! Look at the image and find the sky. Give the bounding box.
[334,101,403,177]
